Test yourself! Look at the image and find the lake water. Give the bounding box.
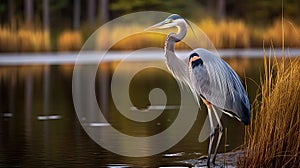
[0,52,264,167]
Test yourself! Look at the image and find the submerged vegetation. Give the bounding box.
[240,54,300,167]
[1,18,300,52]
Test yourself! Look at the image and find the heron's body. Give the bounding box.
[146,14,250,167]
[189,48,250,125]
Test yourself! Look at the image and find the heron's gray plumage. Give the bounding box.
[189,49,250,124]
[163,19,201,105]
[145,14,250,167]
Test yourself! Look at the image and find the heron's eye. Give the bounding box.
[165,19,172,24]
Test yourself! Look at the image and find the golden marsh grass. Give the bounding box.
[97,19,251,50]
[1,18,300,51]
[96,18,299,50]
[57,30,83,51]
[263,19,300,48]
[240,54,300,167]
[0,27,50,52]
[199,19,250,48]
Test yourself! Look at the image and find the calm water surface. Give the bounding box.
[0,58,261,167]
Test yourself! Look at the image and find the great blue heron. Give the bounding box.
[145,14,250,167]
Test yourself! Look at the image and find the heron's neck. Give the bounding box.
[164,21,187,58]
[164,20,191,88]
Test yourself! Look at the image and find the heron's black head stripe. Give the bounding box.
[189,52,199,60]
[167,14,182,20]
[191,58,203,68]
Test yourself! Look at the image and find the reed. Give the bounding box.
[263,19,300,48]
[57,30,82,51]
[199,18,250,48]
[1,18,300,51]
[95,19,250,50]
[0,27,50,52]
[240,53,300,167]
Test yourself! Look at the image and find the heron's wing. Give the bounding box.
[189,48,250,124]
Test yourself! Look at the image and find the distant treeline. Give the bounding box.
[1,0,300,30]
[1,0,300,52]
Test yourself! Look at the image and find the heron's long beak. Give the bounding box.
[144,21,166,31]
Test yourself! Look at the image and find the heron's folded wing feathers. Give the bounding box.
[190,49,250,124]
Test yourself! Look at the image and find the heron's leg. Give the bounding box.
[207,105,215,167]
[211,105,224,165]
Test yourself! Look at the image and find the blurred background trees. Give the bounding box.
[0,0,299,52]
[1,0,300,29]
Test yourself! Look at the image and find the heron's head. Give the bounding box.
[145,14,185,31]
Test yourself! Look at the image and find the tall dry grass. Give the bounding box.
[199,19,250,48]
[0,27,50,52]
[57,30,83,51]
[263,19,300,48]
[240,53,300,167]
[1,18,300,51]
[95,19,251,50]
[96,18,299,50]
